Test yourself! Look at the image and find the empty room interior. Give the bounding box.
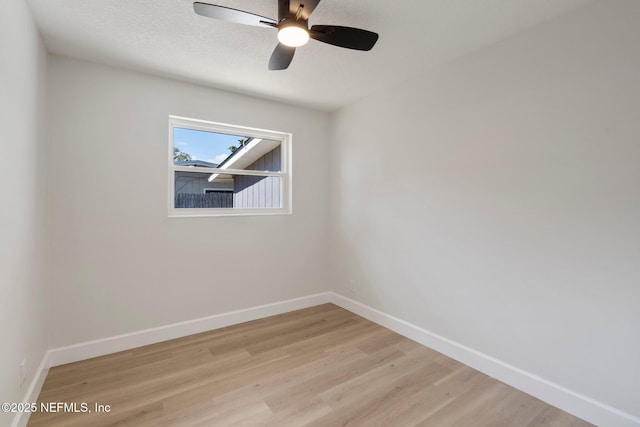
[2,0,639,426]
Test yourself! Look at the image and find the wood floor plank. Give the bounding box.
[28,304,594,427]
[416,376,508,426]
[263,346,405,414]
[528,406,597,427]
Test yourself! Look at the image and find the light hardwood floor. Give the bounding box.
[28,304,593,426]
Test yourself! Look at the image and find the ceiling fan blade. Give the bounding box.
[310,25,379,51]
[194,2,276,27]
[290,0,321,20]
[268,43,296,70]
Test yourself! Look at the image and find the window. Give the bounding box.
[169,116,292,216]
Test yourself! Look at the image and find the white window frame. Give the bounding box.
[169,115,292,217]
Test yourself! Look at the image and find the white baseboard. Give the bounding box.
[327,292,640,427]
[48,293,331,367]
[15,291,639,427]
[11,352,50,427]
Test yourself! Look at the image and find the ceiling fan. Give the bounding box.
[193,0,379,70]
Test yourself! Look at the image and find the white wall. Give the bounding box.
[46,57,330,347]
[6,0,639,424]
[330,0,640,420]
[0,1,49,424]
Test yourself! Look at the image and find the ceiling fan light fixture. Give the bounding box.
[193,2,379,70]
[277,22,309,47]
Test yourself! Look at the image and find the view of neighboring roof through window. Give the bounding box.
[173,127,247,169]
[169,118,291,216]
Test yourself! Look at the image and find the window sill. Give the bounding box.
[168,208,292,218]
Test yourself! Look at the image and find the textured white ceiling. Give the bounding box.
[26,0,593,111]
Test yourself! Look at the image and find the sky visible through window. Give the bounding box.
[173,127,246,165]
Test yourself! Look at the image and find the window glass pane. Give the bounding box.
[169,117,290,216]
[174,171,281,209]
[175,171,233,208]
[218,139,282,172]
[233,175,282,209]
[173,128,281,172]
